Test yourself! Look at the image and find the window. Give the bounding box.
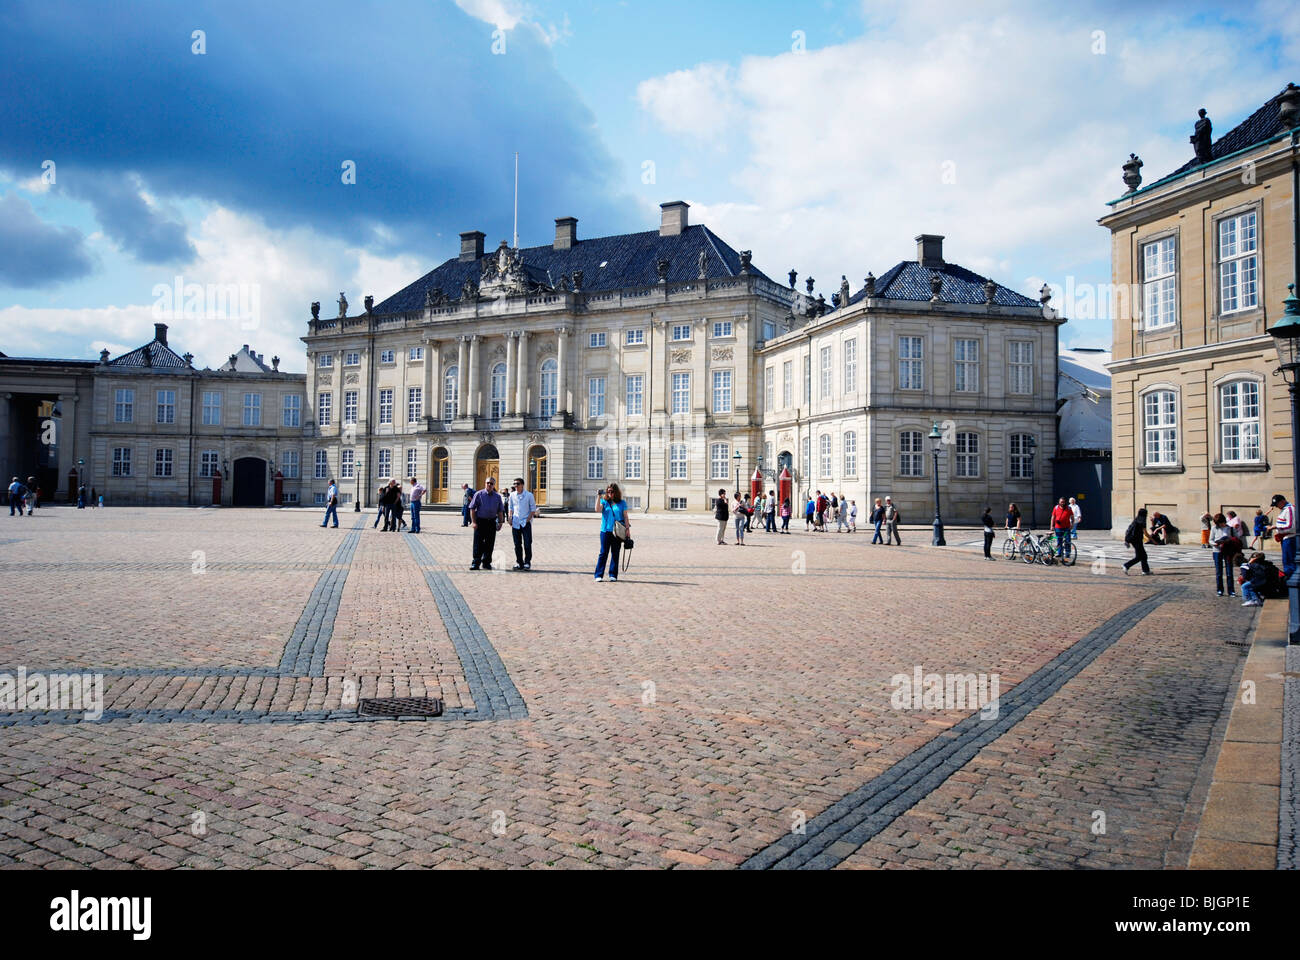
[1009,434,1035,480]
[154,448,173,478]
[819,434,832,476]
[409,346,424,361]
[764,441,773,468]
[844,431,857,475]
[380,349,395,363]
[156,389,175,424]
[899,336,923,390]
[112,447,131,477]
[283,394,301,427]
[243,393,261,426]
[378,389,393,425]
[1143,390,1178,466]
[489,364,505,420]
[314,492,327,506]
[588,332,607,348]
[1008,341,1034,395]
[955,432,980,478]
[954,339,979,392]
[765,366,774,412]
[624,444,642,480]
[712,320,733,338]
[283,492,299,505]
[345,351,360,366]
[406,448,418,478]
[341,449,355,479]
[1219,211,1258,314]
[377,448,391,477]
[625,496,642,510]
[783,361,793,408]
[199,450,219,478]
[586,445,605,480]
[201,391,221,425]
[899,431,924,477]
[712,370,732,413]
[344,390,358,425]
[671,372,690,414]
[282,450,300,479]
[820,346,832,399]
[804,354,812,402]
[315,450,330,479]
[1220,380,1261,463]
[625,374,644,416]
[114,388,134,423]
[710,442,730,480]
[444,366,459,419]
[671,323,691,342]
[625,329,645,346]
[1142,236,1177,329]
[318,353,333,368]
[539,359,557,418]
[317,392,332,427]
[409,387,423,423]
[588,377,606,417]
[802,435,810,475]
[669,443,688,480]
[669,497,688,510]
[844,338,858,394]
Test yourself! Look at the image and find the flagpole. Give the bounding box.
[513,152,519,249]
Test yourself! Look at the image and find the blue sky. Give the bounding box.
[0,0,1296,369]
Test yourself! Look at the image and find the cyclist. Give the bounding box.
[1050,497,1073,560]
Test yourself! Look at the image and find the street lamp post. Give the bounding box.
[1266,284,1300,644]
[928,422,946,546]
[733,450,742,498]
[1027,436,1039,529]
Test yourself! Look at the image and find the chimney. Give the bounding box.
[915,234,944,269]
[154,322,168,345]
[459,230,486,261]
[554,217,578,250]
[660,201,689,237]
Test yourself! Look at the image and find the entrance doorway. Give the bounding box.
[232,457,267,506]
[527,445,548,505]
[475,444,500,492]
[430,447,450,504]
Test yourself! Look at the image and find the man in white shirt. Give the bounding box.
[508,477,539,571]
[320,479,339,528]
[1270,493,1296,578]
[1069,497,1082,539]
[409,476,426,533]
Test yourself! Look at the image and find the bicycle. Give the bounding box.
[1021,531,1076,566]
[1002,529,1029,559]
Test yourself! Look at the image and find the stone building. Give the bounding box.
[756,235,1062,525]
[1101,84,1300,538]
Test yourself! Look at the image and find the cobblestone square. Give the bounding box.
[0,506,1273,869]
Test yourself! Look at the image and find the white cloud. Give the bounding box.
[453,0,569,45]
[636,64,738,146]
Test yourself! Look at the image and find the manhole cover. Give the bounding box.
[358,697,443,718]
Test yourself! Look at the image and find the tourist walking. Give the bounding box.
[715,489,729,544]
[77,485,86,509]
[1210,513,1238,597]
[378,481,399,531]
[884,497,901,545]
[1269,493,1296,579]
[780,497,791,533]
[320,479,339,528]
[409,477,425,533]
[508,477,538,570]
[1123,508,1152,575]
[373,484,387,529]
[765,490,777,532]
[981,507,995,560]
[8,477,26,517]
[734,493,747,545]
[836,497,849,533]
[468,476,504,570]
[594,482,631,582]
[461,483,472,526]
[804,496,815,530]
[870,498,884,543]
[1069,497,1082,539]
[391,481,407,531]
[1249,508,1269,551]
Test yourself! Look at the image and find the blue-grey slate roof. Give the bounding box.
[846,260,1038,308]
[372,224,772,314]
[1162,85,1295,181]
[109,339,189,368]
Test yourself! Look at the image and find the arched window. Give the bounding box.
[843,431,857,476]
[540,358,558,417]
[1219,379,1261,463]
[1142,389,1178,465]
[490,362,507,421]
[443,365,459,420]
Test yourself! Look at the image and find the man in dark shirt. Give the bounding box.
[469,477,504,570]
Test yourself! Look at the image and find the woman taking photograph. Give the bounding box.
[733,492,747,546]
[1209,513,1238,598]
[594,482,631,582]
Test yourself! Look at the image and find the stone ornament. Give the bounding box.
[1191,108,1213,163]
[345,373,359,384]
[311,301,320,320]
[337,292,348,317]
[671,349,691,364]
[712,347,734,362]
[1122,153,1143,192]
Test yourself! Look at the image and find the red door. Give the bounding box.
[212,475,222,505]
[778,467,792,510]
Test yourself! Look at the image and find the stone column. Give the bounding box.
[423,339,437,425]
[57,393,78,493]
[467,335,481,419]
[516,330,529,415]
[505,332,517,417]
[556,326,569,415]
[457,336,469,419]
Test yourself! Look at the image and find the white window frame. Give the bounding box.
[625,374,644,417]
[624,444,643,480]
[378,389,393,425]
[408,387,423,423]
[112,447,131,477]
[377,448,392,478]
[783,361,793,409]
[282,449,300,479]
[1008,341,1034,396]
[201,391,221,426]
[380,349,395,364]
[1141,235,1177,330]
[709,442,730,481]
[765,366,774,412]
[114,388,134,423]
[1142,389,1179,466]
[669,443,688,480]
[625,328,645,346]
[712,370,732,414]
[819,434,832,477]
[899,430,924,477]
[283,394,301,427]
[156,389,175,425]
[444,366,459,420]
[340,449,355,479]
[1009,434,1035,480]
[539,359,557,418]
[820,346,832,399]
[243,393,262,427]
[1218,210,1258,315]
[671,323,692,342]
[489,364,506,420]
[315,449,329,479]
[588,376,606,418]
[317,392,332,427]
[953,338,979,393]
[844,431,857,476]
[955,432,980,478]
[153,448,174,478]
[406,447,418,478]
[345,351,361,366]
[899,337,923,391]
[409,346,424,361]
[844,338,858,394]
[588,332,607,348]
[344,390,358,425]
[199,450,220,478]
[586,445,605,480]
[711,320,733,339]
[671,372,690,415]
[318,353,333,368]
[1219,379,1262,464]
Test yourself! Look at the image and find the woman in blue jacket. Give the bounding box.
[595,482,632,583]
